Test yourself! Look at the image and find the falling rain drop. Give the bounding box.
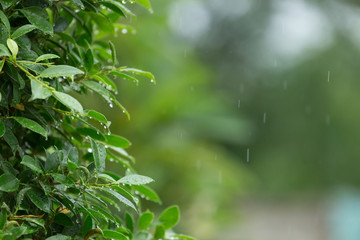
[283,80,288,90]
[246,148,250,163]
[326,114,330,126]
[196,159,201,171]
[218,171,222,185]
[238,99,241,109]
[263,112,267,124]
[327,71,330,83]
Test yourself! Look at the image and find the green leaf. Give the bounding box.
[50,173,74,187]
[109,40,117,64]
[0,10,10,34]
[91,75,118,93]
[90,138,106,173]
[110,71,139,85]
[125,212,134,232]
[0,0,13,10]
[13,117,47,139]
[16,187,31,211]
[3,125,19,155]
[102,230,128,240]
[117,175,154,185]
[170,234,197,240]
[0,120,5,137]
[132,185,161,203]
[0,43,10,57]
[77,127,105,141]
[123,68,156,84]
[86,110,108,126]
[89,13,114,34]
[36,54,60,62]
[99,187,137,212]
[39,65,84,78]
[27,187,51,213]
[54,213,73,227]
[105,134,131,148]
[7,38,18,59]
[29,77,52,101]
[159,205,180,229]
[154,225,165,239]
[0,174,19,192]
[136,0,153,13]
[20,7,53,35]
[21,155,44,174]
[52,91,83,113]
[11,24,37,39]
[45,152,60,172]
[138,211,154,230]
[45,235,71,240]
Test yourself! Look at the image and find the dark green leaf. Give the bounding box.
[52,91,83,113]
[0,174,19,192]
[118,175,154,185]
[11,24,37,39]
[0,119,5,137]
[27,187,51,213]
[16,187,31,211]
[3,125,19,155]
[103,230,128,240]
[138,211,154,230]
[159,205,180,229]
[0,10,10,34]
[13,117,47,138]
[54,17,69,33]
[54,213,73,227]
[40,65,84,78]
[77,127,105,141]
[89,13,114,34]
[90,138,106,173]
[50,173,74,187]
[0,0,13,10]
[45,152,60,172]
[20,7,53,35]
[0,43,10,57]
[109,40,116,64]
[125,212,134,232]
[21,155,44,174]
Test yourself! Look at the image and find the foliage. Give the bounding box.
[0,0,192,239]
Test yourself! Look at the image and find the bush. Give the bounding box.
[0,0,192,239]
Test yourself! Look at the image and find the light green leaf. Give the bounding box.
[90,138,106,173]
[87,110,108,126]
[0,43,10,57]
[91,75,117,93]
[39,65,84,78]
[138,211,154,230]
[110,71,139,85]
[100,187,137,212]
[36,54,60,62]
[89,13,114,34]
[7,38,18,59]
[0,120,5,137]
[118,175,154,185]
[45,235,71,240]
[132,185,161,203]
[159,205,180,229]
[21,155,44,174]
[52,91,83,113]
[27,187,51,213]
[136,0,153,13]
[29,77,52,101]
[170,234,197,240]
[13,117,47,139]
[11,24,37,39]
[0,174,19,192]
[103,230,128,240]
[0,10,10,34]
[16,187,31,211]
[104,134,131,148]
[20,7,53,35]
[123,68,156,84]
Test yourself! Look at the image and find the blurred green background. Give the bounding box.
[85,0,360,239]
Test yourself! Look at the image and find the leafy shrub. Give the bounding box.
[0,0,193,239]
